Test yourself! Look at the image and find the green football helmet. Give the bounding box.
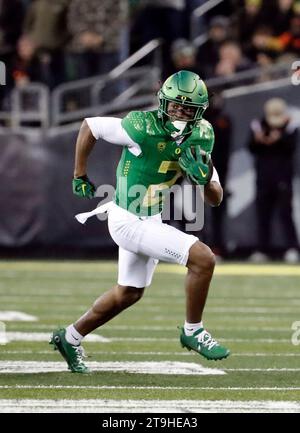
[158,70,209,135]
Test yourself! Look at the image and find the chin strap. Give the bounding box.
[170,121,187,138]
[164,119,193,139]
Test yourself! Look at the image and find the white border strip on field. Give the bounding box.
[0,361,225,375]
[1,385,300,391]
[0,399,299,413]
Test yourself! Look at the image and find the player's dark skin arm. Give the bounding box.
[204,180,223,207]
[74,120,96,177]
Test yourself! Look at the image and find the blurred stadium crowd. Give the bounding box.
[1,0,300,107]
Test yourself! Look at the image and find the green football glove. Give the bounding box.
[72,175,96,199]
[179,146,213,185]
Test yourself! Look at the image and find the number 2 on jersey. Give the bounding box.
[142,161,182,207]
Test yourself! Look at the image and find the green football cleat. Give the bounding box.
[179,327,230,361]
[50,328,89,373]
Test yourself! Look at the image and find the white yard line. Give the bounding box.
[0,361,225,375]
[0,399,299,413]
[0,361,299,374]
[0,312,37,321]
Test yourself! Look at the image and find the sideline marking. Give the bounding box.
[1,361,299,374]
[0,312,37,322]
[0,361,225,375]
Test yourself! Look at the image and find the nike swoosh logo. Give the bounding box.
[71,334,79,341]
[82,184,86,195]
[199,167,206,177]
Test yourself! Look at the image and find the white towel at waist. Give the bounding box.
[75,201,113,224]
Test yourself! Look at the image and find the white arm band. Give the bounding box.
[85,117,142,156]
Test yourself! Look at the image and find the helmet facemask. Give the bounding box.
[157,71,209,137]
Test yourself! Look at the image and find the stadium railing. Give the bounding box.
[205,62,291,90]
[0,39,293,130]
[51,66,160,126]
[50,61,290,127]
[0,83,49,130]
[51,38,162,126]
[190,0,225,43]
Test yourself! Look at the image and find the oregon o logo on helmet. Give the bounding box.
[291,61,300,85]
[291,321,300,345]
[0,61,6,85]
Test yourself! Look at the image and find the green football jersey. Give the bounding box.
[115,110,214,216]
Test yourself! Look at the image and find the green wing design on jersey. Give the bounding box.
[182,119,215,155]
[121,111,146,145]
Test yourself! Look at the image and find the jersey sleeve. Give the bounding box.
[121,111,146,145]
[85,116,142,156]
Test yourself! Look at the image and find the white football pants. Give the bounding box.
[107,202,198,288]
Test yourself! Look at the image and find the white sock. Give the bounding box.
[65,324,83,346]
[184,321,203,336]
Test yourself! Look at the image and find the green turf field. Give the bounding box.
[0,261,300,413]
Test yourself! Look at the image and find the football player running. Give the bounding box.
[50,70,230,373]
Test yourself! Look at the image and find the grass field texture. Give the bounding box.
[0,261,300,413]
